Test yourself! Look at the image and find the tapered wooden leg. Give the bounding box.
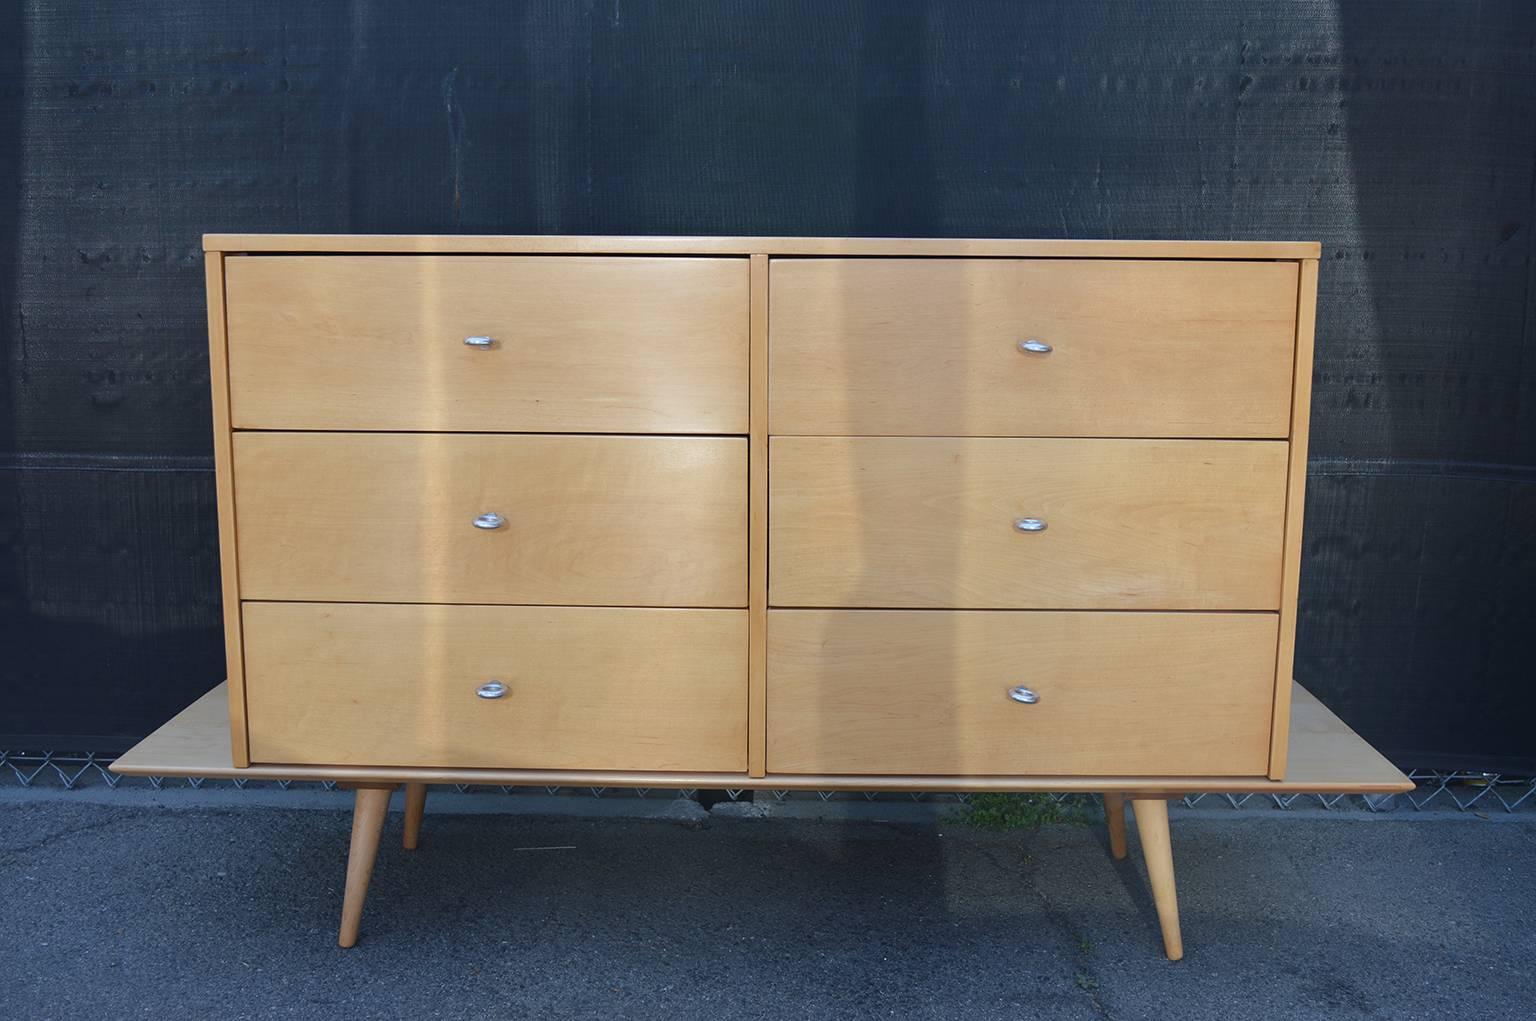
[402,783,428,851]
[1130,797,1182,961]
[1103,792,1127,860]
[339,785,393,948]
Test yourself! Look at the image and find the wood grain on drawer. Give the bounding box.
[769,258,1297,437]
[234,433,747,606]
[244,602,747,770]
[767,610,1277,776]
[770,437,1287,609]
[225,256,748,433]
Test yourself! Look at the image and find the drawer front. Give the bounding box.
[234,433,747,606]
[244,602,747,770]
[767,610,1277,776]
[769,258,1297,437]
[225,255,748,433]
[770,437,1287,609]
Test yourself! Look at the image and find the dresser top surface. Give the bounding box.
[204,234,1320,259]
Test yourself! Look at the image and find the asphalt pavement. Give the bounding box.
[1,791,1531,1020]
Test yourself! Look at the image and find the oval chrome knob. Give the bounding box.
[464,335,496,348]
[1013,517,1047,533]
[477,681,507,700]
[1017,338,1053,354]
[1008,686,1040,705]
[473,512,505,530]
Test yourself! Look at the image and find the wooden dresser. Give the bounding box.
[114,235,1412,959]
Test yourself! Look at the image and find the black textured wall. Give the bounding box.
[2,2,1533,770]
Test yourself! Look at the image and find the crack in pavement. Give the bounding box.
[0,807,136,866]
[976,841,1114,1020]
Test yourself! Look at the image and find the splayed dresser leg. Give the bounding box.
[403,783,428,851]
[1102,792,1127,860]
[1130,797,1183,961]
[339,784,395,948]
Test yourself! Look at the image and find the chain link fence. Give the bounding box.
[3,749,1533,814]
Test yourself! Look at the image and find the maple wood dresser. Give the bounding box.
[113,235,1412,959]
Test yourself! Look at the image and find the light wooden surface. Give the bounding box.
[1270,258,1319,780]
[1103,793,1128,860]
[1130,798,1183,960]
[203,254,249,767]
[206,234,1321,260]
[110,679,1411,794]
[402,783,427,851]
[769,259,1297,438]
[225,256,749,433]
[766,610,1276,776]
[186,233,1345,959]
[747,255,769,777]
[232,432,747,607]
[769,437,1288,609]
[189,235,1339,805]
[339,785,393,948]
[242,603,748,771]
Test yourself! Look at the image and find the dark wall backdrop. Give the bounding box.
[2,2,1533,771]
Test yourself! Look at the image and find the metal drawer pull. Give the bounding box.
[1017,338,1053,354]
[473,512,505,530]
[463,335,496,348]
[1013,517,1047,533]
[477,681,507,700]
[1008,686,1040,705]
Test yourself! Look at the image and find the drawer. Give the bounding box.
[244,602,747,770]
[769,258,1297,437]
[225,255,748,432]
[770,437,1287,609]
[767,610,1277,776]
[234,433,747,606]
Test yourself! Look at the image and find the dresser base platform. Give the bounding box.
[113,680,1408,959]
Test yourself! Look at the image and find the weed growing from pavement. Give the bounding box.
[954,792,1097,831]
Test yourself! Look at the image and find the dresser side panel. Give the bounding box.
[205,253,249,766]
[1270,258,1319,779]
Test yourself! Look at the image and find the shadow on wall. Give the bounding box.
[1,4,26,738]
[0,9,226,751]
[853,0,936,236]
[1306,1,1536,770]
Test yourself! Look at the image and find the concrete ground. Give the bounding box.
[1,791,1532,1020]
